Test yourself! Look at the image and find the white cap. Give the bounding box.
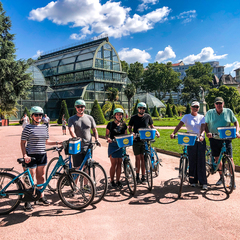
[191,101,200,107]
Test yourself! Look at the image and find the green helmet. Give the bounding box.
[113,108,124,115]
[74,99,86,107]
[137,102,147,108]
[30,106,44,115]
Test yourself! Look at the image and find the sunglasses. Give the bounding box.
[215,102,223,105]
[33,113,43,117]
[76,105,85,108]
[192,106,199,109]
[138,107,146,110]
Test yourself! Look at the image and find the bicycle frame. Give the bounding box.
[143,141,160,169]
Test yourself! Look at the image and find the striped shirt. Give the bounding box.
[21,124,49,154]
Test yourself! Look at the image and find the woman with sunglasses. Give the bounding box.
[170,101,207,190]
[106,108,127,188]
[20,106,61,211]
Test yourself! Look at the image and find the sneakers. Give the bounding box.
[110,181,117,188]
[202,184,208,190]
[35,196,50,205]
[116,181,123,188]
[216,178,223,186]
[190,183,196,187]
[136,177,142,184]
[24,202,33,212]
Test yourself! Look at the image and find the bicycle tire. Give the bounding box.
[124,160,136,195]
[45,157,65,192]
[83,162,108,204]
[145,154,153,191]
[57,169,95,210]
[222,156,235,194]
[0,172,23,215]
[178,157,187,198]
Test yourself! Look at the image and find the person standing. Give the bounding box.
[62,118,67,135]
[21,113,30,129]
[170,101,207,190]
[68,99,101,168]
[42,114,50,128]
[105,108,127,188]
[205,97,240,187]
[128,102,160,184]
[21,106,61,211]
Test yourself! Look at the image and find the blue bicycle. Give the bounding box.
[45,139,108,204]
[0,142,95,215]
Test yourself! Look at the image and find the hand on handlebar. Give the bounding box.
[96,140,101,147]
[170,133,175,139]
[236,132,240,138]
[156,131,160,138]
[24,155,31,164]
[206,133,212,138]
[106,138,112,143]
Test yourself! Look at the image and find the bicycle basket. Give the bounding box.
[217,127,236,139]
[138,128,156,140]
[177,132,197,146]
[115,134,133,148]
[64,138,81,155]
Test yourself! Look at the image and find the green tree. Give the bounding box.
[185,103,191,114]
[57,100,70,124]
[106,87,119,102]
[132,99,140,115]
[90,100,105,124]
[120,60,129,73]
[142,62,181,99]
[166,103,173,117]
[146,104,151,115]
[205,85,240,109]
[176,105,186,116]
[152,106,159,117]
[0,3,32,117]
[124,83,136,117]
[181,62,214,103]
[172,105,178,116]
[128,62,144,89]
[19,107,30,124]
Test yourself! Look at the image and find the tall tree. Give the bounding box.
[181,62,214,103]
[167,92,174,105]
[124,83,136,117]
[90,100,105,124]
[120,60,129,73]
[57,100,70,124]
[0,2,32,117]
[106,87,119,102]
[142,62,181,99]
[128,62,144,89]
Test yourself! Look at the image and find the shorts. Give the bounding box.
[209,138,232,158]
[72,147,88,168]
[133,141,145,155]
[108,142,123,158]
[25,153,47,168]
[62,126,66,130]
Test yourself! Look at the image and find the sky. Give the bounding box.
[1,0,240,76]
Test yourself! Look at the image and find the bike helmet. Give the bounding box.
[74,99,86,107]
[137,102,147,108]
[30,106,44,116]
[113,108,124,115]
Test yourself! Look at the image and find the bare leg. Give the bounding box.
[116,158,123,182]
[110,156,117,182]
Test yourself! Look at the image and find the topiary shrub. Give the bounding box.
[166,103,173,117]
[172,105,178,116]
[185,103,191,114]
[152,106,159,117]
[57,100,70,124]
[90,100,105,124]
[132,99,140,115]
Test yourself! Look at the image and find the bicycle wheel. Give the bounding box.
[178,157,187,198]
[124,160,136,195]
[222,156,235,194]
[145,154,153,191]
[0,172,23,215]
[84,162,108,204]
[46,157,65,192]
[57,170,95,210]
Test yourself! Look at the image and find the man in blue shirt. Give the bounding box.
[205,97,240,187]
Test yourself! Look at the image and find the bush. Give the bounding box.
[185,103,191,114]
[166,103,173,117]
[19,107,31,124]
[172,105,178,116]
[90,100,105,124]
[57,100,70,124]
[152,106,159,117]
[146,104,151,115]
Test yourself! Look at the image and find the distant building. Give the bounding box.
[219,74,238,88]
[234,68,240,82]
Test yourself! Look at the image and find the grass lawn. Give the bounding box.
[96,128,240,166]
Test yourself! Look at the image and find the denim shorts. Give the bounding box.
[25,153,47,168]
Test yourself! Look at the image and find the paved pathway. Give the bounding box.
[0,125,240,240]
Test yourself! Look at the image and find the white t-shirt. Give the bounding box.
[181,113,205,136]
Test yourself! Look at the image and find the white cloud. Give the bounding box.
[118,48,151,64]
[29,0,170,39]
[155,45,176,62]
[176,10,197,23]
[225,61,240,76]
[32,50,44,59]
[180,47,227,64]
[137,0,159,12]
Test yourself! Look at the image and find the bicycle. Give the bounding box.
[46,139,108,204]
[205,128,236,194]
[137,128,162,191]
[0,142,95,215]
[114,134,136,195]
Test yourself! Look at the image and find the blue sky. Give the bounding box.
[2,0,240,75]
